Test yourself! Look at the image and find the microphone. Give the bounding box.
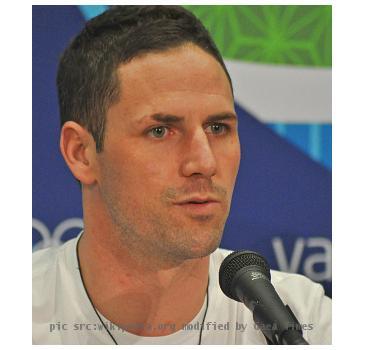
[219,250,309,345]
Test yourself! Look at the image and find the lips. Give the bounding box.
[173,196,221,216]
[175,197,219,205]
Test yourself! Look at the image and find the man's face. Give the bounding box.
[96,44,240,263]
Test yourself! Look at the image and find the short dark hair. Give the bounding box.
[57,5,233,152]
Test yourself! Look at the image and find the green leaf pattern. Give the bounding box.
[184,5,331,67]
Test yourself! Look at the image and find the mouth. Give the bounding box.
[175,197,220,205]
[173,197,221,216]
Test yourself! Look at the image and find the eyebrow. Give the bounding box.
[140,112,237,124]
[206,112,237,123]
[149,113,184,124]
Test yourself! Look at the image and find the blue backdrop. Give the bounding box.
[32,6,332,297]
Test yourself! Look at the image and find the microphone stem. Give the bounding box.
[282,330,309,345]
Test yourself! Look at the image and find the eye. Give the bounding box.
[206,123,229,135]
[148,126,168,138]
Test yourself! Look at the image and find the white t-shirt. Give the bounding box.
[32,232,332,344]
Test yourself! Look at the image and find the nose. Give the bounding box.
[180,129,217,178]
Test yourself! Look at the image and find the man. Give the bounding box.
[33,6,331,344]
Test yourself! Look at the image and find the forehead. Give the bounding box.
[112,45,233,119]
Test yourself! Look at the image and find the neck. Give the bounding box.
[77,228,210,336]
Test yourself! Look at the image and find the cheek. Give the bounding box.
[217,142,241,180]
[104,149,175,195]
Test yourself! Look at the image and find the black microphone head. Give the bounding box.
[219,250,271,301]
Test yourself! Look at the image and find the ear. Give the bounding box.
[60,121,97,185]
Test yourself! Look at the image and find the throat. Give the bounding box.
[76,232,210,337]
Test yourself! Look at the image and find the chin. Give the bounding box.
[187,246,219,260]
[185,232,223,259]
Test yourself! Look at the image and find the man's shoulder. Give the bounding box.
[32,237,78,282]
[33,237,80,314]
[32,236,86,344]
[270,269,322,291]
[33,246,58,277]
